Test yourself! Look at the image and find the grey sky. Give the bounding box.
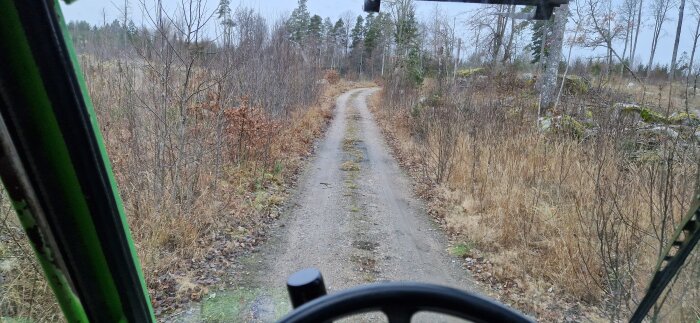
[59,0,695,66]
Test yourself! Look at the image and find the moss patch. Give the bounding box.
[561,75,590,94]
[456,68,486,78]
[449,243,473,258]
[199,287,290,322]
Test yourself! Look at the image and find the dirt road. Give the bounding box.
[177,88,475,322]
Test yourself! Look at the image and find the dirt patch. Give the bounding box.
[352,240,379,251]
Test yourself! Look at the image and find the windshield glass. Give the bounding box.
[1,0,698,322]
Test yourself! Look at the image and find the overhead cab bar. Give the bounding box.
[363,0,569,20]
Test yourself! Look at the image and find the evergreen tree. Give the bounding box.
[323,17,334,41]
[530,20,547,64]
[350,15,365,49]
[217,0,234,46]
[393,0,421,85]
[288,0,310,41]
[126,20,138,40]
[394,3,418,53]
[308,15,323,40]
[364,13,379,56]
[525,5,552,65]
[333,18,347,50]
[217,0,231,20]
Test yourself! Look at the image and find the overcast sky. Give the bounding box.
[59,0,695,66]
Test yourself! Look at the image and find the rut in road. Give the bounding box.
[176,88,476,322]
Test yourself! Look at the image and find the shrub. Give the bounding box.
[324,69,340,85]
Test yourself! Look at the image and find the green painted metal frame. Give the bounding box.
[0,0,154,321]
[630,188,700,323]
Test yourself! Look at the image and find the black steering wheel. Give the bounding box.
[277,282,535,323]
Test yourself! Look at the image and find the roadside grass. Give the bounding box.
[449,243,472,258]
[370,80,698,322]
[0,198,63,322]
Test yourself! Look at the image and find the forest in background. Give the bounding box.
[0,0,698,321]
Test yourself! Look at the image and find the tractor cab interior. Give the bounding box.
[0,0,698,322]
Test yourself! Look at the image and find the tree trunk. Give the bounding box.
[688,16,700,80]
[648,36,659,77]
[453,38,461,81]
[539,4,568,112]
[491,5,507,65]
[686,14,700,100]
[647,0,671,77]
[670,0,686,81]
[621,0,635,76]
[502,5,517,63]
[631,0,643,70]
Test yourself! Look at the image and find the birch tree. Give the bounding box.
[631,0,644,70]
[539,4,569,111]
[670,0,687,80]
[620,0,640,67]
[647,0,674,76]
[687,0,700,94]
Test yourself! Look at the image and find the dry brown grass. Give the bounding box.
[605,75,700,114]
[371,78,698,321]
[0,55,372,320]
[113,79,372,315]
[0,201,63,322]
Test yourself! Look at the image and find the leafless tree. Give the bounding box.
[575,0,640,82]
[631,0,645,69]
[341,11,355,62]
[688,2,700,82]
[647,0,675,77]
[670,0,687,81]
[620,0,641,68]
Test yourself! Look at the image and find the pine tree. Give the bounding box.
[217,0,231,20]
[217,0,234,46]
[394,3,418,53]
[308,15,323,41]
[288,0,310,41]
[530,20,547,64]
[333,18,347,50]
[364,13,380,56]
[350,15,365,49]
[525,6,551,65]
[323,17,333,41]
[393,0,421,86]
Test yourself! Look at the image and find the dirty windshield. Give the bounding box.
[1,0,699,322]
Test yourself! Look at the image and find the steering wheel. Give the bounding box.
[277,282,535,323]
